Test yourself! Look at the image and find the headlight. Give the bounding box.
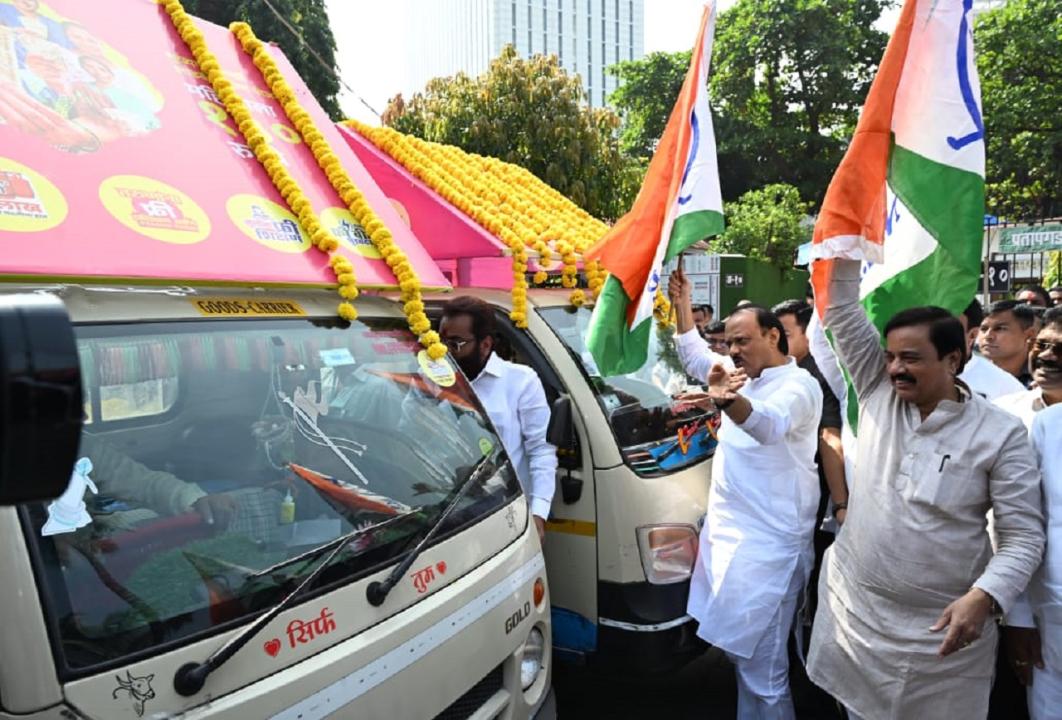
[636,524,698,585]
[519,626,545,691]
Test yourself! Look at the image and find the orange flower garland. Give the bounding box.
[160,1,361,318]
[228,22,446,359]
[349,121,610,313]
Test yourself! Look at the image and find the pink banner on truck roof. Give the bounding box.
[0,0,448,290]
[338,124,510,263]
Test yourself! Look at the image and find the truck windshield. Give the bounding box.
[23,317,520,675]
[538,306,717,476]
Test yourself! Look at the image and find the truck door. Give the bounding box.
[489,312,599,663]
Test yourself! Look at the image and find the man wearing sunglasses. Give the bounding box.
[438,296,556,542]
[997,305,1062,718]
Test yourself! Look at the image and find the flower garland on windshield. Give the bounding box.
[162,1,361,317]
[230,22,446,358]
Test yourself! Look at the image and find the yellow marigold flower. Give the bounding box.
[338,284,359,300]
[427,343,448,361]
[533,271,548,285]
[338,302,358,321]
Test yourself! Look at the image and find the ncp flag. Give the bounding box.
[810,0,985,430]
[584,2,724,376]
[811,0,984,325]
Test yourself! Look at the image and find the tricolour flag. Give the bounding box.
[811,0,985,428]
[584,2,724,376]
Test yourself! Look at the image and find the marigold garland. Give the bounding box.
[653,289,674,328]
[227,21,446,359]
[160,1,365,319]
[349,120,612,315]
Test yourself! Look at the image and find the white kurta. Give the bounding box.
[676,330,823,658]
[808,260,1045,719]
[1003,402,1062,720]
[961,353,1026,401]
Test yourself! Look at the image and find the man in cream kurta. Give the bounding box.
[807,259,1045,719]
[670,268,822,720]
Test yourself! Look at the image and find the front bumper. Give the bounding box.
[593,579,705,674]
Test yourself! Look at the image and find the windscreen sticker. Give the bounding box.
[417,350,456,387]
[271,553,545,720]
[318,347,356,367]
[262,606,338,660]
[191,298,306,317]
[112,670,156,717]
[42,457,97,537]
[478,437,494,456]
[410,561,447,594]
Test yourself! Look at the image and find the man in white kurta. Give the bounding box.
[807,259,1045,719]
[999,306,1062,719]
[670,269,822,720]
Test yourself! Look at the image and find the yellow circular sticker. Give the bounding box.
[99,175,209,244]
[320,207,382,259]
[418,350,456,388]
[227,194,310,253]
[0,157,68,233]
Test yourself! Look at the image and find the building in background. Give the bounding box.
[407,0,644,108]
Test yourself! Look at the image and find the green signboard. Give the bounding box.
[998,224,1062,254]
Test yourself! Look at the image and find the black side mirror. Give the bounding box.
[546,394,574,450]
[546,394,582,503]
[0,294,83,504]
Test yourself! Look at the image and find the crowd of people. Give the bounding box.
[662,270,1061,719]
[429,278,1060,719]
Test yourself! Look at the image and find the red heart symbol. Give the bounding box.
[264,638,281,657]
[435,561,447,575]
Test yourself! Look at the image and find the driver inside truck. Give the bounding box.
[77,433,237,530]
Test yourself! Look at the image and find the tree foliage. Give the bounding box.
[383,46,638,220]
[710,0,891,206]
[974,0,1062,220]
[608,50,690,159]
[711,183,812,274]
[184,0,342,119]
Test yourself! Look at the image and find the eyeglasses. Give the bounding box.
[1033,339,1061,355]
[443,337,473,352]
[707,338,730,349]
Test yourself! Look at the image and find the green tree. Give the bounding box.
[383,46,637,220]
[608,51,690,158]
[710,0,891,205]
[606,49,761,203]
[712,183,812,274]
[185,0,342,119]
[975,0,1062,220]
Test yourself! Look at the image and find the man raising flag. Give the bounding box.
[806,1,1045,717]
[584,1,724,376]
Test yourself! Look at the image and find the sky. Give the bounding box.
[326,0,900,123]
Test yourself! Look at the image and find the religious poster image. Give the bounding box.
[0,0,162,153]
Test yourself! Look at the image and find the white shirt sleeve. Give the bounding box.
[1005,591,1037,628]
[516,373,557,520]
[674,329,728,384]
[737,377,821,446]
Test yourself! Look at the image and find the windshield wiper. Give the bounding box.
[172,510,416,697]
[248,511,417,580]
[366,450,503,607]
